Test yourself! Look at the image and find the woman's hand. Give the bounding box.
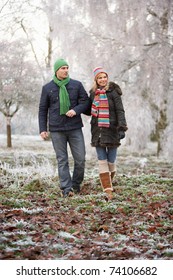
[119,131,125,139]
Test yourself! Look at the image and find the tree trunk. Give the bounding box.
[45,25,53,69]
[160,1,173,159]
[6,116,12,148]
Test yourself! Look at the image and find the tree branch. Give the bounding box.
[20,19,46,81]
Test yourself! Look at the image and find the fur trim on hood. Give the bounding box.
[108,82,122,95]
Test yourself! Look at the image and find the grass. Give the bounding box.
[0,139,173,260]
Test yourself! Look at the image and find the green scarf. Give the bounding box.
[53,75,70,115]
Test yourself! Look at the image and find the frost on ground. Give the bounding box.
[0,135,173,260]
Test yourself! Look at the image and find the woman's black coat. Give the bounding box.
[89,82,128,147]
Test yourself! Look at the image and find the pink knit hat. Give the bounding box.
[93,67,108,80]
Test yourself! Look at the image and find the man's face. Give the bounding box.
[56,66,69,80]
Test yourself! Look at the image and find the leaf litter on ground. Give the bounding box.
[0,136,173,260]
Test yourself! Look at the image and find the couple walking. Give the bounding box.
[38,58,127,200]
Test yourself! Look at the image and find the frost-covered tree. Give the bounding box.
[0,40,40,147]
[0,0,173,159]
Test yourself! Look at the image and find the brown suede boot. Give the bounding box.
[99,172,113,200]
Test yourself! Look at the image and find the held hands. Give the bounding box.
[66,109,76,117]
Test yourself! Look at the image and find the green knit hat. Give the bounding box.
[54,58,68,73]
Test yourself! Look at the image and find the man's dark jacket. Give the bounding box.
[39,79,91,133]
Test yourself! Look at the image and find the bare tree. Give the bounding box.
[0,0,53,80]
[0,0,173,158]
[0,40,40,147]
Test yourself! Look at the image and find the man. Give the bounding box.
[38,58,91,197]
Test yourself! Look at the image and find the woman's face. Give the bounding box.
[96,73,108,88]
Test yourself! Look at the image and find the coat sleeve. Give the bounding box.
[113,92,128,131]
[38,86,49,133]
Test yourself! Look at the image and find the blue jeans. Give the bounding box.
[51,129,86,193]
[96,146,117,163]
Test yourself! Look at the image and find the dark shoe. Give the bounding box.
[72,186,80,193]
[63,189,74,198]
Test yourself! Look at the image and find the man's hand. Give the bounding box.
[40,131,49,140]
[66,109,76,117]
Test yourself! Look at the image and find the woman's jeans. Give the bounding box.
[96,146,117,163]
[51,129,86,194]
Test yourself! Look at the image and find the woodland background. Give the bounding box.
[0,0,173,159]
[0,0,173,261]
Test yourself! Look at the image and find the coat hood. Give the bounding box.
[108,82,122,95]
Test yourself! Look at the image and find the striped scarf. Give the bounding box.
[91,89,110,127]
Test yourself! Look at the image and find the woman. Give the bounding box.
[89,67,128,200]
